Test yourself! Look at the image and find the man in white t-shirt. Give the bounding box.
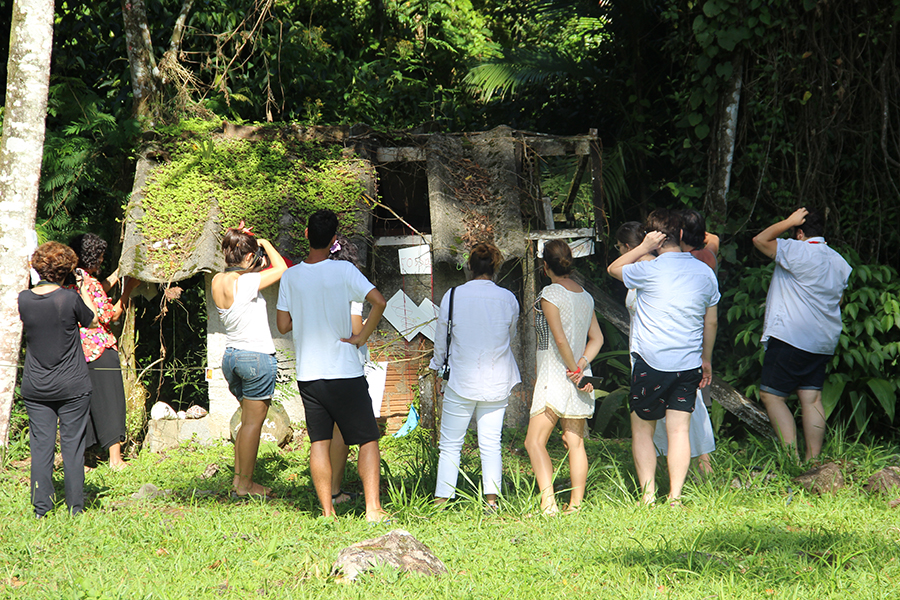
[276,209,388,522]
[608,208,719,505]
[752,208,851,460]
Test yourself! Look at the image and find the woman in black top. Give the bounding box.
[18,242,98,516]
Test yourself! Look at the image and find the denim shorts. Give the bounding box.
[222,348,277,401]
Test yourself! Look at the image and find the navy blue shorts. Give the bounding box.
[629,354,701,421]
[222,348,277,401]
[761,338,830,397]
[297,377,381,446]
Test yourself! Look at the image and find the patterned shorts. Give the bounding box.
[629,353,701,421]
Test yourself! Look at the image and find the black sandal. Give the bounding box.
[331,489,359,505]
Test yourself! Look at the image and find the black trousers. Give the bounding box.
[24,394,91,516]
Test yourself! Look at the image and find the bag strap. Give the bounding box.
[444,286,455,367]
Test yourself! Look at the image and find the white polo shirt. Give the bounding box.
[761,237,852,355]
[622,251,720,372]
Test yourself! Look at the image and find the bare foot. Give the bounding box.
[233,482,272,497]
[541,502,560,517]
[109,461,128,471]
[562,504,581,515]
[365,509,391,523]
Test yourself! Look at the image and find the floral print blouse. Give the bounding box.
[66,273,117,362]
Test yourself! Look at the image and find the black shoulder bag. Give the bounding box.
[438,286,455,380]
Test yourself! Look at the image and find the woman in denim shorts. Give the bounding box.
[212,224,287,498]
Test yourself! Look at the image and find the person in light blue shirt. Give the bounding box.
[752,208,852,460]
[608,209,719,506]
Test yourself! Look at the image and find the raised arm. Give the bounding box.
[607,231,665,281]
[752,208,808,259]
[257,239,288,290]
[703,232,720,257]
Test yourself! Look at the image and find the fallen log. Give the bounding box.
[571,270,776,439]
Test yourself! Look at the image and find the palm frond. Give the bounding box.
[464,48,598,102]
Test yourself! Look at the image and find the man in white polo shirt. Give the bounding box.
[608,208,719,505]
[276,209,389,522]
[752,208,851,460]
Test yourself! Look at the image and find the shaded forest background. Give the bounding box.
[1,0,898,441]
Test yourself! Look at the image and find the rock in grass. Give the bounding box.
[131,483,172,499]
[863,466,900,495]
[331,529,447,582]
[793,462,844,495]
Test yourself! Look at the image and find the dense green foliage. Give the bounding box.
[2,0,899,439]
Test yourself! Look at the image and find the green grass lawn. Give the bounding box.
[1,427,898,599]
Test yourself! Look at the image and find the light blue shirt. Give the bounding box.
[622,252,720,372]
[761,237,852,355]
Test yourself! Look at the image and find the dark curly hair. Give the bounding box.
[32,242,78,283]
[69,233,108,272]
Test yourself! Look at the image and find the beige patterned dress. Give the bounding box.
[530,283,595,419]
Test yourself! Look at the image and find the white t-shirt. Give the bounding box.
[428,279,521,401]
[761,237,852,355]
[216,272,276,354]
[276,260,374,381]
[622,251,720,372]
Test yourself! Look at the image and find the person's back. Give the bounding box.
[625,252,719,371]
[278,259,373,381]
[763,237,851,354]
[440,279,520,401]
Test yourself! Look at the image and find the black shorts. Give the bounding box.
[629,354,701,421]
[297,377,381,445]
[761,338,830,397]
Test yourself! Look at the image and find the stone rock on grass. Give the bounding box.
[230,402,292,447]
[793,462,844,495]
[131,483,172,500]
[863,466,900,495]
[331,529,447,582]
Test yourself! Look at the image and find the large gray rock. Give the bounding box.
[229,402,292,447]
[331,529,447,582]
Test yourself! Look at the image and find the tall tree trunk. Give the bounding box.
[0,0,54,446]
[121,0,159,121]
[705,52,743,231]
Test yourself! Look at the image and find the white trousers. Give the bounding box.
[434,385,508,499]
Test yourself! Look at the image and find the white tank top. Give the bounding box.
[216,272,276,354]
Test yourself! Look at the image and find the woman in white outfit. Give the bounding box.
[524,240,604,515]
[212,224,287,499]
[615,221,715,476]
[430,243,520,511]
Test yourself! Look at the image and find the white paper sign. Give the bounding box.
[398,245,432,274]
[365,361,388,417]
[411,298,439,342]
[384,290,430,341]
[536,238,595,258]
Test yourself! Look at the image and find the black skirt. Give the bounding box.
[85,349,127,449]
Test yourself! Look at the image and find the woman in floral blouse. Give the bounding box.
[69,234,128,469]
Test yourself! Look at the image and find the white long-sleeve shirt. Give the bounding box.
[429,279,521,401]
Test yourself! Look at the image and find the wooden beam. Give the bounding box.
[374,234,432,246]
[526,228,595,240]
[570,270,777,439]
[376,147,426,162]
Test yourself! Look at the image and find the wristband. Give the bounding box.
[580,355,588,364]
